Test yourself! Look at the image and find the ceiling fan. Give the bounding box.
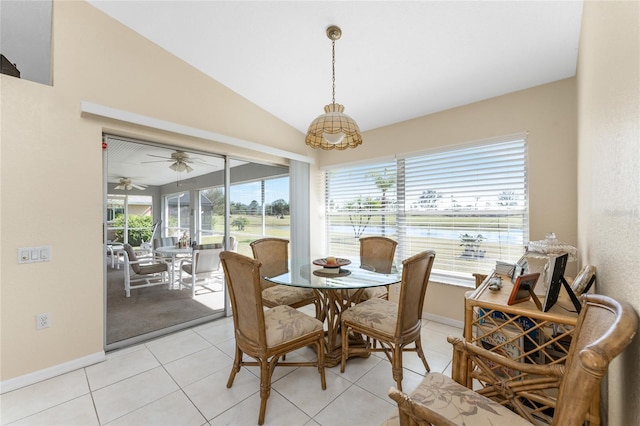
[144,150,199,173]
[114,177,147,191]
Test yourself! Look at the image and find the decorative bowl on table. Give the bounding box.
[312,257,351,277]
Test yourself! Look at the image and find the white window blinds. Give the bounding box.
[325,136,528,284]
[325,161,397,260]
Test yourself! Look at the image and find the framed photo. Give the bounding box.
[542,253,569,312]
[511,254,528,283]
[571,264,596,295]
[508,272,540,305]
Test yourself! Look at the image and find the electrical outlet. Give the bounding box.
[36,313,50,329]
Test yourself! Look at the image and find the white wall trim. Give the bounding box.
[80,101,315,164]
[0,351,106,394]
[422,312,464,330]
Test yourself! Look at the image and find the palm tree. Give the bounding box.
[367,168,396,236]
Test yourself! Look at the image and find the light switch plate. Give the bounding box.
[18,246,51,264]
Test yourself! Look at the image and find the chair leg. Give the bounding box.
[415,336,431,373]
[392,344,404,392]
[317,337,327,390]
[125,269,131,298]
[258,358,273,425]
[340,324,349,373]
[227,345,242,388]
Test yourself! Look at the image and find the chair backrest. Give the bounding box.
[553,294,638,425]
[360,236,398,274]
[192,244,222,274]
[153,237,178,250]
[250,238,289,289]
[123,243,141,274]
[220,251,266,349]
[228,236,238,251]
[396,250,436,337]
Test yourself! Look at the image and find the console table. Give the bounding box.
[460,272,599,424]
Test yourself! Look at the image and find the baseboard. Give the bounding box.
[422,312,464,329]
[0,351,106,394]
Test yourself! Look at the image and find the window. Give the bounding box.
[106,194,153,245]
[165,192,190,238]
[197,186,224,244]
[325,136,528,285]
[229,177,290,256]
[325,161,397,259]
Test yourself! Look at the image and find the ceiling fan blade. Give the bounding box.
[141,159,172,164]
[146,153,172,159]
[114,184,125,190]
[131,184,147,190]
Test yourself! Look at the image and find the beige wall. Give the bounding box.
[0,1,317,383]
[577,2,640,425]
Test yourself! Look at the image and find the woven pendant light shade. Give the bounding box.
[305,25,362,151]
[305,103,362,150]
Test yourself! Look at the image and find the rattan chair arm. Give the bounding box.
[448,336,565,378]
[388,387,458,426]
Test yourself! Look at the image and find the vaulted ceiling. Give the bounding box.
[88,1,584,134]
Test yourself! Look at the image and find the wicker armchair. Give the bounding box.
[220,251,326,425]
[385,294,638,425]
[341,250,436,391]
[250,238,320,318]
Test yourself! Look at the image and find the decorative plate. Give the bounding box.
[313,268,352,278]
[312,258,351,268]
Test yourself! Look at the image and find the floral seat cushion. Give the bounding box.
[262,285,315,307]
[264,305,324,347]
[383,372,531,426]
[341,297,398,335]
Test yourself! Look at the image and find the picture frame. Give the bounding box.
[571,264,596,295]
[507,272,540,305]
[542,253,569,312]
[511,254,528,283]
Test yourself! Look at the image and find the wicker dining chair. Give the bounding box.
[385,294,638,426]
[220,251,327,425]
[250,237,320,318]
[356,236,398,301]
[341,250,436,391]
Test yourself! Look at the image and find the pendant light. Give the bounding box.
[305,25,363,150]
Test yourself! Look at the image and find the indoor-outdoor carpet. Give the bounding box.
[106,266,223,344]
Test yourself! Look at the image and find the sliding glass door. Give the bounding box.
[104,134,289,350]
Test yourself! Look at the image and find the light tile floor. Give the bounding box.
[1,311,463,426]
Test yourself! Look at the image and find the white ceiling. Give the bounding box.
[87,0,584,134]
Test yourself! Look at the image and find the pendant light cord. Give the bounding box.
[331,39,336,106]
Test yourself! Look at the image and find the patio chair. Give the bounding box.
[220,251,326,425]
[341,250,436,391]
[250,237,320,318]
[384,294,638,425]
[122,243,170,297]
[178,243,223,297]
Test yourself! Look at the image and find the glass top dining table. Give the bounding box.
[265,258,403,366]
[265,258,402,290]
